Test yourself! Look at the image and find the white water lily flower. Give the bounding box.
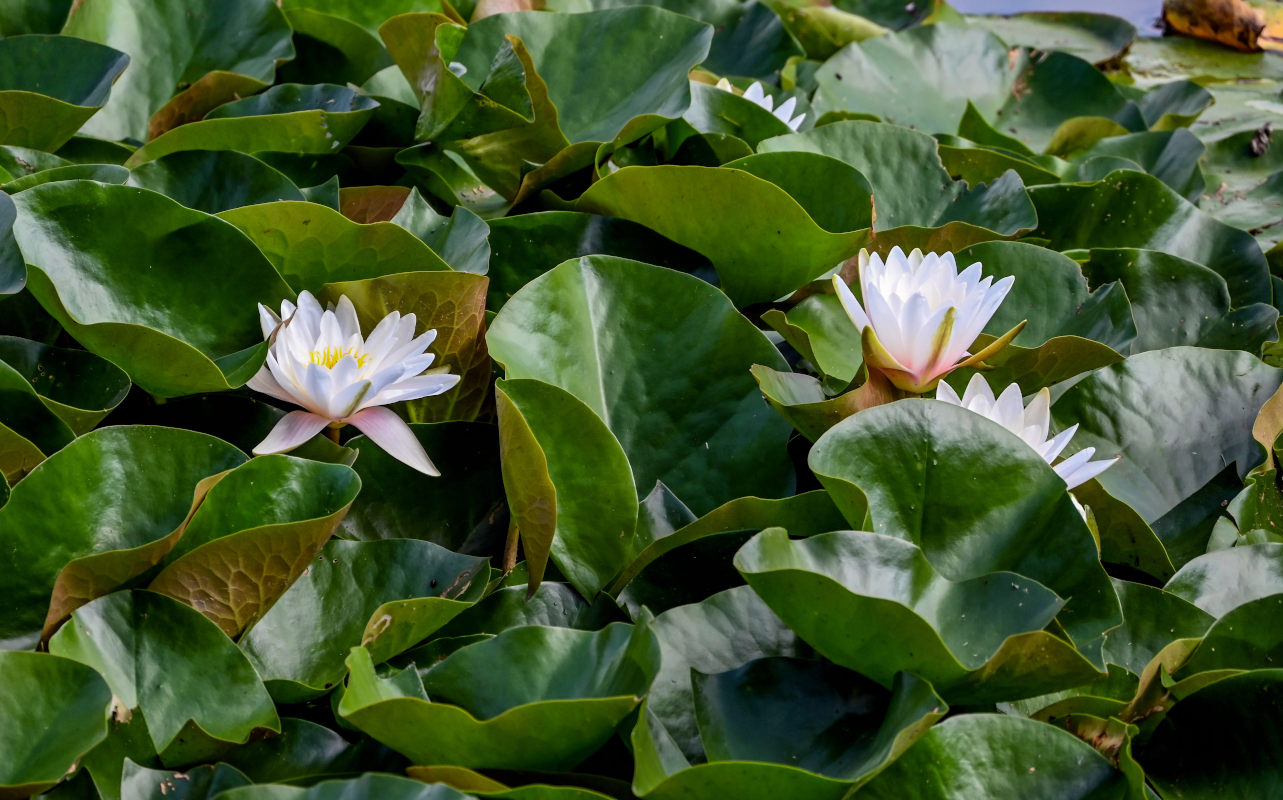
[832,247,1023,393]
[937,374,1118,490]
[716,77,806,131]
[248,291,460,476]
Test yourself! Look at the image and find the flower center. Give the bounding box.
[309,346,371,369]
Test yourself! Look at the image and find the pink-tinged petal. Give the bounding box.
[348,406,441,476]
[253,411,330,455]
[247,366,297,405]
[832,275,870,331]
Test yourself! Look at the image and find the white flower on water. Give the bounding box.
[833,247,1023,393]
[716,78,806,131]
[936,374,1118,490]
[249,291,459,476]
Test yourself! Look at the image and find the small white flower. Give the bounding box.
[833,247,1023,393]
[248,291,460,476]
[716,78,806,131]
[936,374,1118,490]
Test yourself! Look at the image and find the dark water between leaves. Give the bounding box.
[950,0,1165,34]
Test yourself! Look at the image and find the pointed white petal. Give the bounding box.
[253,411,330,455]
[370,373,462,405]
[832,276,870,332]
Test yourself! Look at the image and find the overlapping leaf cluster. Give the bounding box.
[2,0,1283,798]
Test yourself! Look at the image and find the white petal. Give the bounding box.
[960,373,996,408]
[334,294,362,340]
[246,365,296,406]
[370,373,462,405]
[258,303,282,339]
[935,379,962,405]
[774,96,798,124]
[253,411,330,455]
[348,406,441,476]
[1055,448,1117,490]
[1040,424,1078,463]
[832,276,870,331]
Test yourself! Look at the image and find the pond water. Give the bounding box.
[950,0,1165,35]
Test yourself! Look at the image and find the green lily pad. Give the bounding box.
[1080,248,1277,354]
[488,255,793,515]
[1070,129,1205,201]
[957,240,1136,350]
[434,581,624,640]
[575,165,868,306]
[736,528,1101,703]
[495,377,636,595]
[857,713,1132,799]
[1029,169,1272,306]
[0,335,130,434]
[702,1,804,80]
[280,8,392,87]
[695,659,944,779]
[339,621,659,770]
[0,35,129,151]
[0,425,246,643]
[63,0,295,142]
[1050,348,1283,564]
[221,716,403,783]
[486,211,706,311]
[809,400,1121,666]
[678,82,795,148]
[645,586,809,763]
[10,181,294,397]
[1102,580,1215,676]
[758,121,1036,233]
[0,346,74,482]
[147,454,361,637]
[126,84,378,167]
[0,651,112,799]
[1141,670,1283,800]
[240,537,487,702]
[216,774,472,800]
[813,24,1141,152]
[127,150,305,213]
[219,200,450,293]
[120,760,250,800]
[1165,544,1283,618]
[49,590,280,756]
[968,12,1137,65]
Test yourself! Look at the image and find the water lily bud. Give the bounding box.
[716,78,806,131]
[936,374,1119,492]
[832,247,1024,393]
[248,291,460,476]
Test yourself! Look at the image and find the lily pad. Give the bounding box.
[809,400,1121,666]
[0,651,112,799]
[857,713,1132,799]
[575,164,868,306]
[147,454,362,637]
[240,538,487,702]
[339,621,659,770]
[0,425,246,643]
[127,150,305,213]
[968,11,1137,65]
[126,84,378,167]
[1029,169,1272,307]
[10,181,294,397]
[63,0,295,142]
[1165,544,1283,618]
[736,528,1101,703]
[488,255,793,514]
[1050,347,1283,564]
[758,121,1036,233]
[0,34,129,151]
[219,200,451,293]
[49,590,280,756]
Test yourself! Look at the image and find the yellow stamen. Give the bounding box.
[309,347,370,369]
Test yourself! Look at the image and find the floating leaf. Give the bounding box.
[127,150,305,213]
[49,590,280,756]
[0,34,129,151]
[0,426,245,643]
[11,181,293,397]
[240,538,487,702]
[489,255,793,514]
[0,651,111,799]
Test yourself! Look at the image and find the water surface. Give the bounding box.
[950,0,1165,35]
